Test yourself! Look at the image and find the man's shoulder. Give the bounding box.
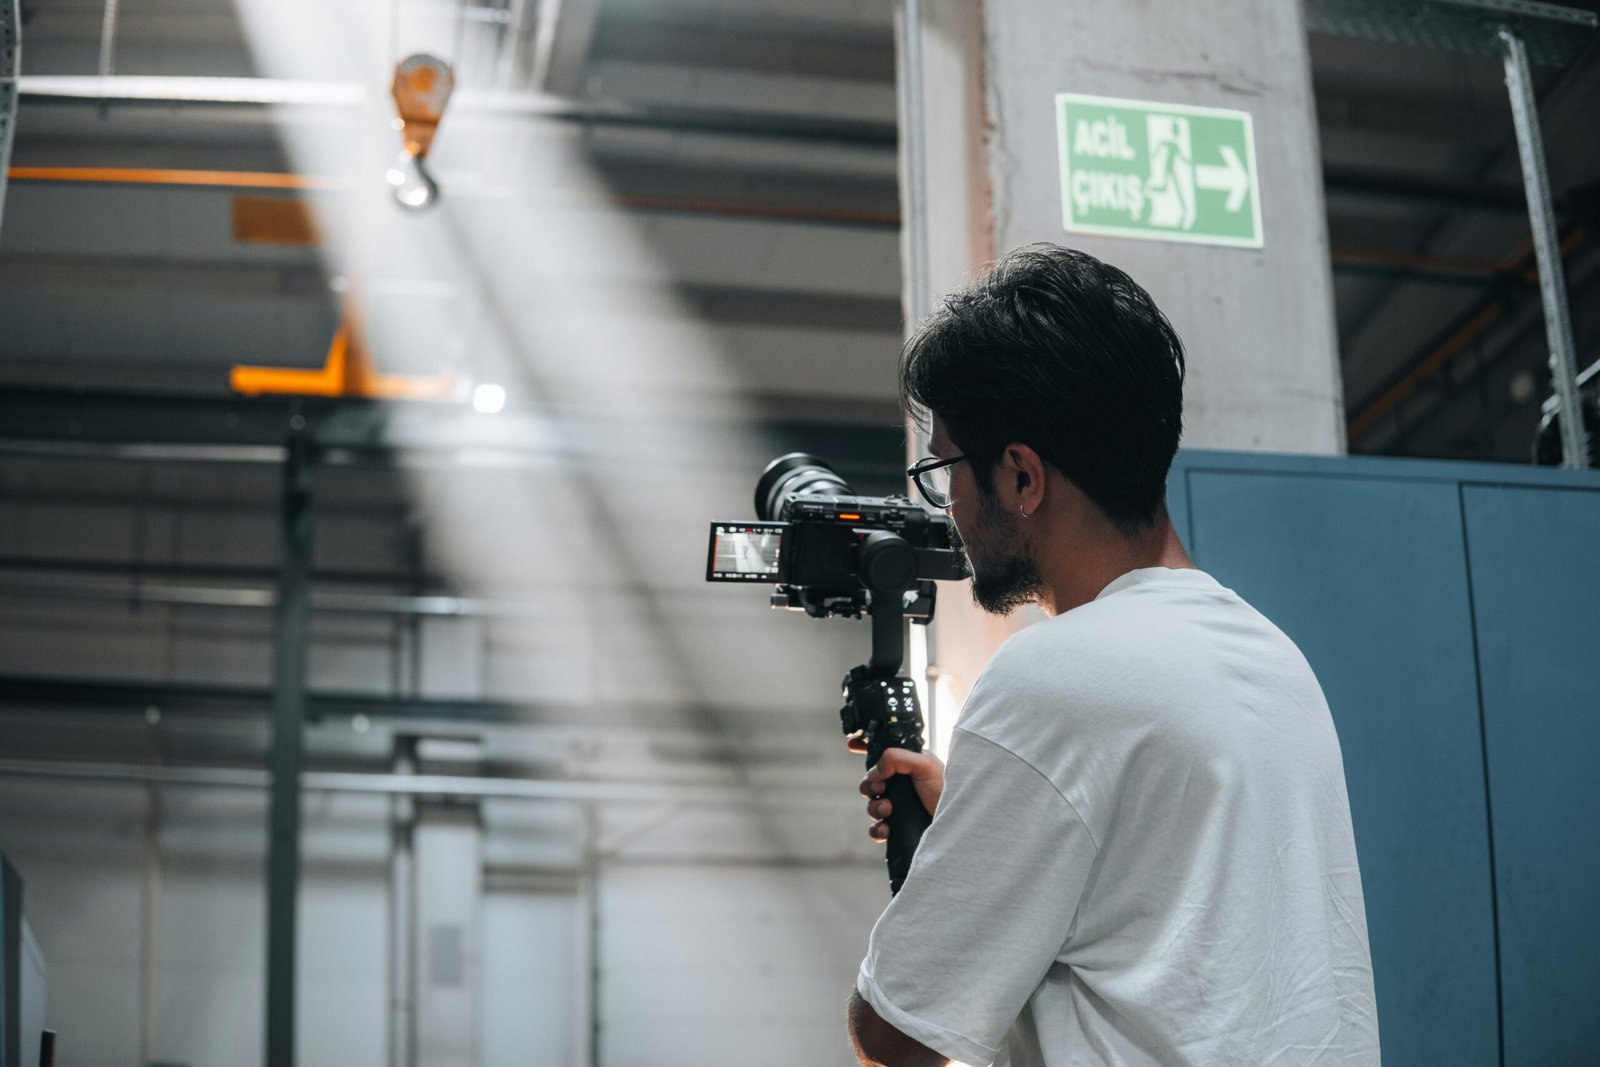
[959,608,1148,738]
[961,583,1309,744]
[981,593,1179,685]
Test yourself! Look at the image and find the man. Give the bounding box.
[846,245,1378,1066]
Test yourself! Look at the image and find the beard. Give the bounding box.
[954,487,1045,616]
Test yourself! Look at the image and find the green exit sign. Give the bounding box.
[1055,93,1263,249]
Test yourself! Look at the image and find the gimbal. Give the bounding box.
[838,531,936,895]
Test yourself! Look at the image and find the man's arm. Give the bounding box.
[847,990,950,1067]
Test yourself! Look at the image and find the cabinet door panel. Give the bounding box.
[1462,484,1600,1067]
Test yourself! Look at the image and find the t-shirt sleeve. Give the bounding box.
[856,725,1098,1067]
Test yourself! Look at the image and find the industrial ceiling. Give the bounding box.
[1,0,1597,777]
[1,0,1595,462]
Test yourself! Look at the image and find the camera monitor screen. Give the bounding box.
[706,522,785,582]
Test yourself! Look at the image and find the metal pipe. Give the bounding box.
[0,674,820,733]
[0,440,290,464]
[1541,355,1600,416]
[7,165,336,190]
[584,801,602,1067]
[0,0,19,242]
[96,0,120,78]
[1330,245,1537,282]
[265,434,316,1067]
[1499,26,1590,468]
[897,0,930,327]
[18,75,364,106]
[0,758,857,806]
[6,166,901,228]
[310,771,770,804]
[14,76,898,149]
[0,575,551,619]
[0,759,271,789]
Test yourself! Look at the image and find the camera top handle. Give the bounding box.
[844,531,936,895]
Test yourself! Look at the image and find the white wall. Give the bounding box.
[0,777,887,1067]
[0,452,896,1064]
[601,865,881,1067]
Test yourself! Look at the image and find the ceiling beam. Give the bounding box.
[11,155,1537,224]
[0,255,900,330]
[1323,165,1529,214]
[0,252,330,297]
[0,385,907,463]
[16,75,899,149]
[1356,240,1600,453]
[1306,0,1596,67]
[591,8,893,84]
[1347,226,1592,443]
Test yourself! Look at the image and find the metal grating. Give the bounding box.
[1307,0,1598,66]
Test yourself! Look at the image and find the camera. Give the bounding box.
[705,453,967,621]
[706,453,967,895]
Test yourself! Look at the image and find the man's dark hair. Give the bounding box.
[901,244,1186,536]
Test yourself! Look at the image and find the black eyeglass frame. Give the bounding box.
[906,454,968,509]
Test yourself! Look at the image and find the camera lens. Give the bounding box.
[755,453,853,520]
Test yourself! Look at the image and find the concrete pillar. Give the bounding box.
[899,1,1344,713]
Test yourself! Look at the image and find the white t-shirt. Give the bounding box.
[857,567,1379,1066]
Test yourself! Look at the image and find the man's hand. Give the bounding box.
[847,739,945,842]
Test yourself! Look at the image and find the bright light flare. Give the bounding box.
[228,0,785,707]
[471,382,506,414]
[227,3,907,1043]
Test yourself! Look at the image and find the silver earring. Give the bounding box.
[1020,505,1031,518]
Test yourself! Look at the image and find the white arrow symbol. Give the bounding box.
[1196,145,1249,212]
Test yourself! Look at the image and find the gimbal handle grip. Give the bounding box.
[868,742,934,895]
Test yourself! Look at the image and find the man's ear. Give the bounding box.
[1003,444,1048,515]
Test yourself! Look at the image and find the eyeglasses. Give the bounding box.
[906,454,967,509]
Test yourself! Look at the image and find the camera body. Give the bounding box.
[705,454,967,620]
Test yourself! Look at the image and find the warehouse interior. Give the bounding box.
[0,1,1597,1066]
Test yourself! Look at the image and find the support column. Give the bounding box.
[896,1,1014,731]
[898,1,1346,708]
[265,431,316,1067]
[984,1,1344,451]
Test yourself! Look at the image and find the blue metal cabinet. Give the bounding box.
[1461,485,1600,1067]
[1165,451,1600,1066]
